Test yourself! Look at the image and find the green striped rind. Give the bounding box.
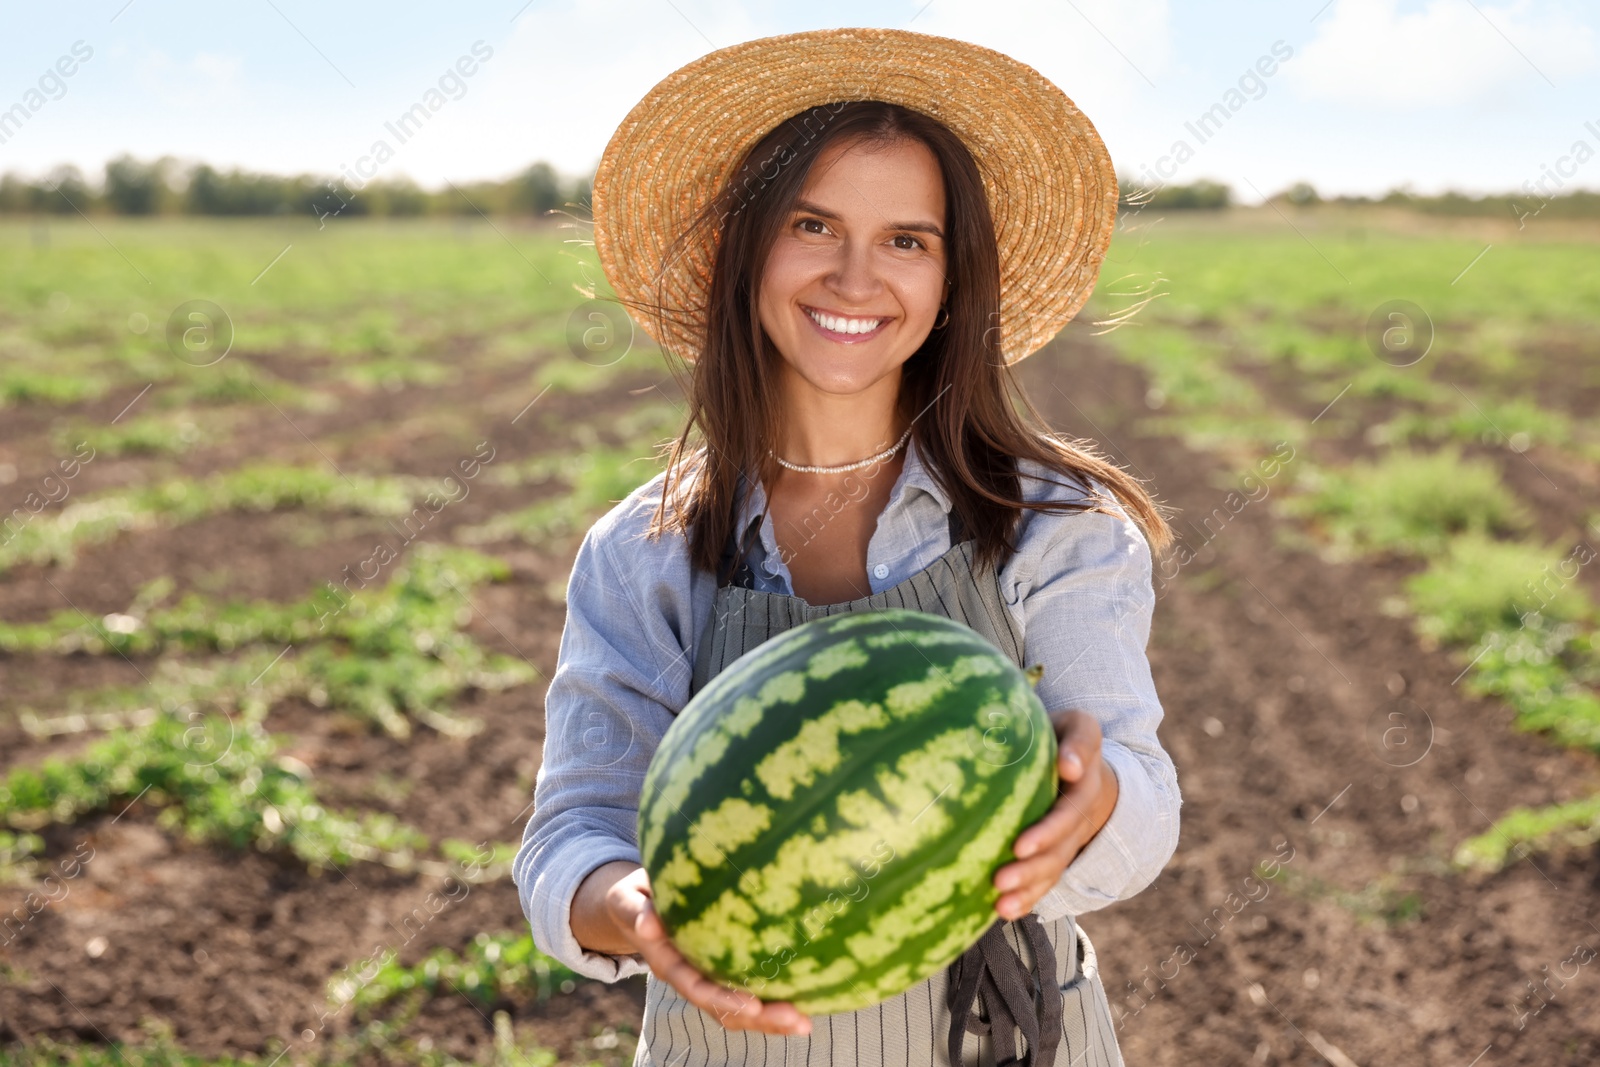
[638,609,1058,1015]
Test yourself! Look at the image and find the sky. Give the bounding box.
[1,0,1597,202]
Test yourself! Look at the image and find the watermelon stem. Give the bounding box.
[1024,663,1044,688]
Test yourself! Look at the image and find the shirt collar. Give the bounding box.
[734,434,952,540]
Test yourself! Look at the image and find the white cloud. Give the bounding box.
[191,52,242,90]
[132,48,243,109]
[1289,0,1595,106]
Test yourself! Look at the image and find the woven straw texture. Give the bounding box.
[592,26,1119,365]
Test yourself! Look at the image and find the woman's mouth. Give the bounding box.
[802,305,890,343]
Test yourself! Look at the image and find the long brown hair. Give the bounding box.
[629,100,1173,578]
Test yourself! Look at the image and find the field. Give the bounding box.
[0,205,1597,1066]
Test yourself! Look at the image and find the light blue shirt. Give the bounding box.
[512,436,1182,982]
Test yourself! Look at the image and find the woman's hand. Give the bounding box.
[992,709,1120,920]
[604,866,813,1037]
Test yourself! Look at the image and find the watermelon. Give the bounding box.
[637,608,1058,1016]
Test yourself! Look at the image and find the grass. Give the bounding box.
[1454,793,1600,871]
[460,445,664,546]
[309,934,611,1067]
[1092,212,1600,873]
[1091,213,1600,467]
[1370,393,1591,459]
[0,217,581,352]
[0,463,426,576]
[1091,211,1600,330]
[1456,618,1600,753]
[1279,447,1532,558]
[1262,865,1427,927]
[1404,534,1595,646]
[1092,324,1263,413]
[328,932,583,1018]
[0,699,431,872]
[0,1024,581,1067]
[0,829,45,884]
[1,544,537,740]
[0,544,538,877]
[50,411,211,458]
[0,1040,261,1066]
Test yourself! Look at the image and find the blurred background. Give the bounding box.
[1,2,1597,1065]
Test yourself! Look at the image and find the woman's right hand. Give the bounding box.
[604,865,813,1037]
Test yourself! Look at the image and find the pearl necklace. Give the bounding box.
[769,425,913,475]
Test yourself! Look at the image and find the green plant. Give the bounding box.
[0,708,428,871]
[50,413,209,457]
[459,446,659,545]
[1453,793,1600,872]
[1281,448,1530,558]
[0,463,429,576]
[0,1038,258,1065]
[0,546,541,872]
[1,544,537,741]
[1267,866,1427,926]
[1458,619,1600,752]
[1405,534,1594,646]
[329,931,583,1018]
[0,828,45,884]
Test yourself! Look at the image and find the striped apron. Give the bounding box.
[631,505,1125,1067]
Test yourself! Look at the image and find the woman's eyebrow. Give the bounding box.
[792,198,945,239]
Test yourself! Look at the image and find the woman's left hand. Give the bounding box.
[992,709,1120,921]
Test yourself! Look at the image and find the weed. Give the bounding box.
[1405,534,1594,646]
[1454,793,1600,871]
[1281,447,1531,558]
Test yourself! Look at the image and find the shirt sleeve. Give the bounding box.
[1006,491,1182,921]
[511,516,689,982]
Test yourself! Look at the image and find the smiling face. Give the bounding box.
[756,135,949,401]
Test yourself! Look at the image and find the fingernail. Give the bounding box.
[1064,752,1083,776]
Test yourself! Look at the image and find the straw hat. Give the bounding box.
[591,26,1119,366]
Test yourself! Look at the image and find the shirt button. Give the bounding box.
[873,564,889,580]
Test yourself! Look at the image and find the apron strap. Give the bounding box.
[716,511,766,590]
[946,505,966,547]
[947,916,1063,1067]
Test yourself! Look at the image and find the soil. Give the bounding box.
[2,328,1598,1065]
[1015,328,1600,1067]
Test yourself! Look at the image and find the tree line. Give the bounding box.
[2,154,1596,220]
[1121,178,1600,219]
[0,155,590,219]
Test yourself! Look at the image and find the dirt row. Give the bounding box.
[0,351,666,1063]
[0,348,666,769]
[1014,329,1600,1066]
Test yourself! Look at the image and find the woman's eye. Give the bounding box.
[893,234,923,251]
[798,218,827,235]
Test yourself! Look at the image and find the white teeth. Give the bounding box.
[806,308,883,335]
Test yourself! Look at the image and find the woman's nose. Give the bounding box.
[825,240,883,302]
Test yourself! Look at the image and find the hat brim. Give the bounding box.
[592,26,1119,365]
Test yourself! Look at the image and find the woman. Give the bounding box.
[513,27,1180,1067]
